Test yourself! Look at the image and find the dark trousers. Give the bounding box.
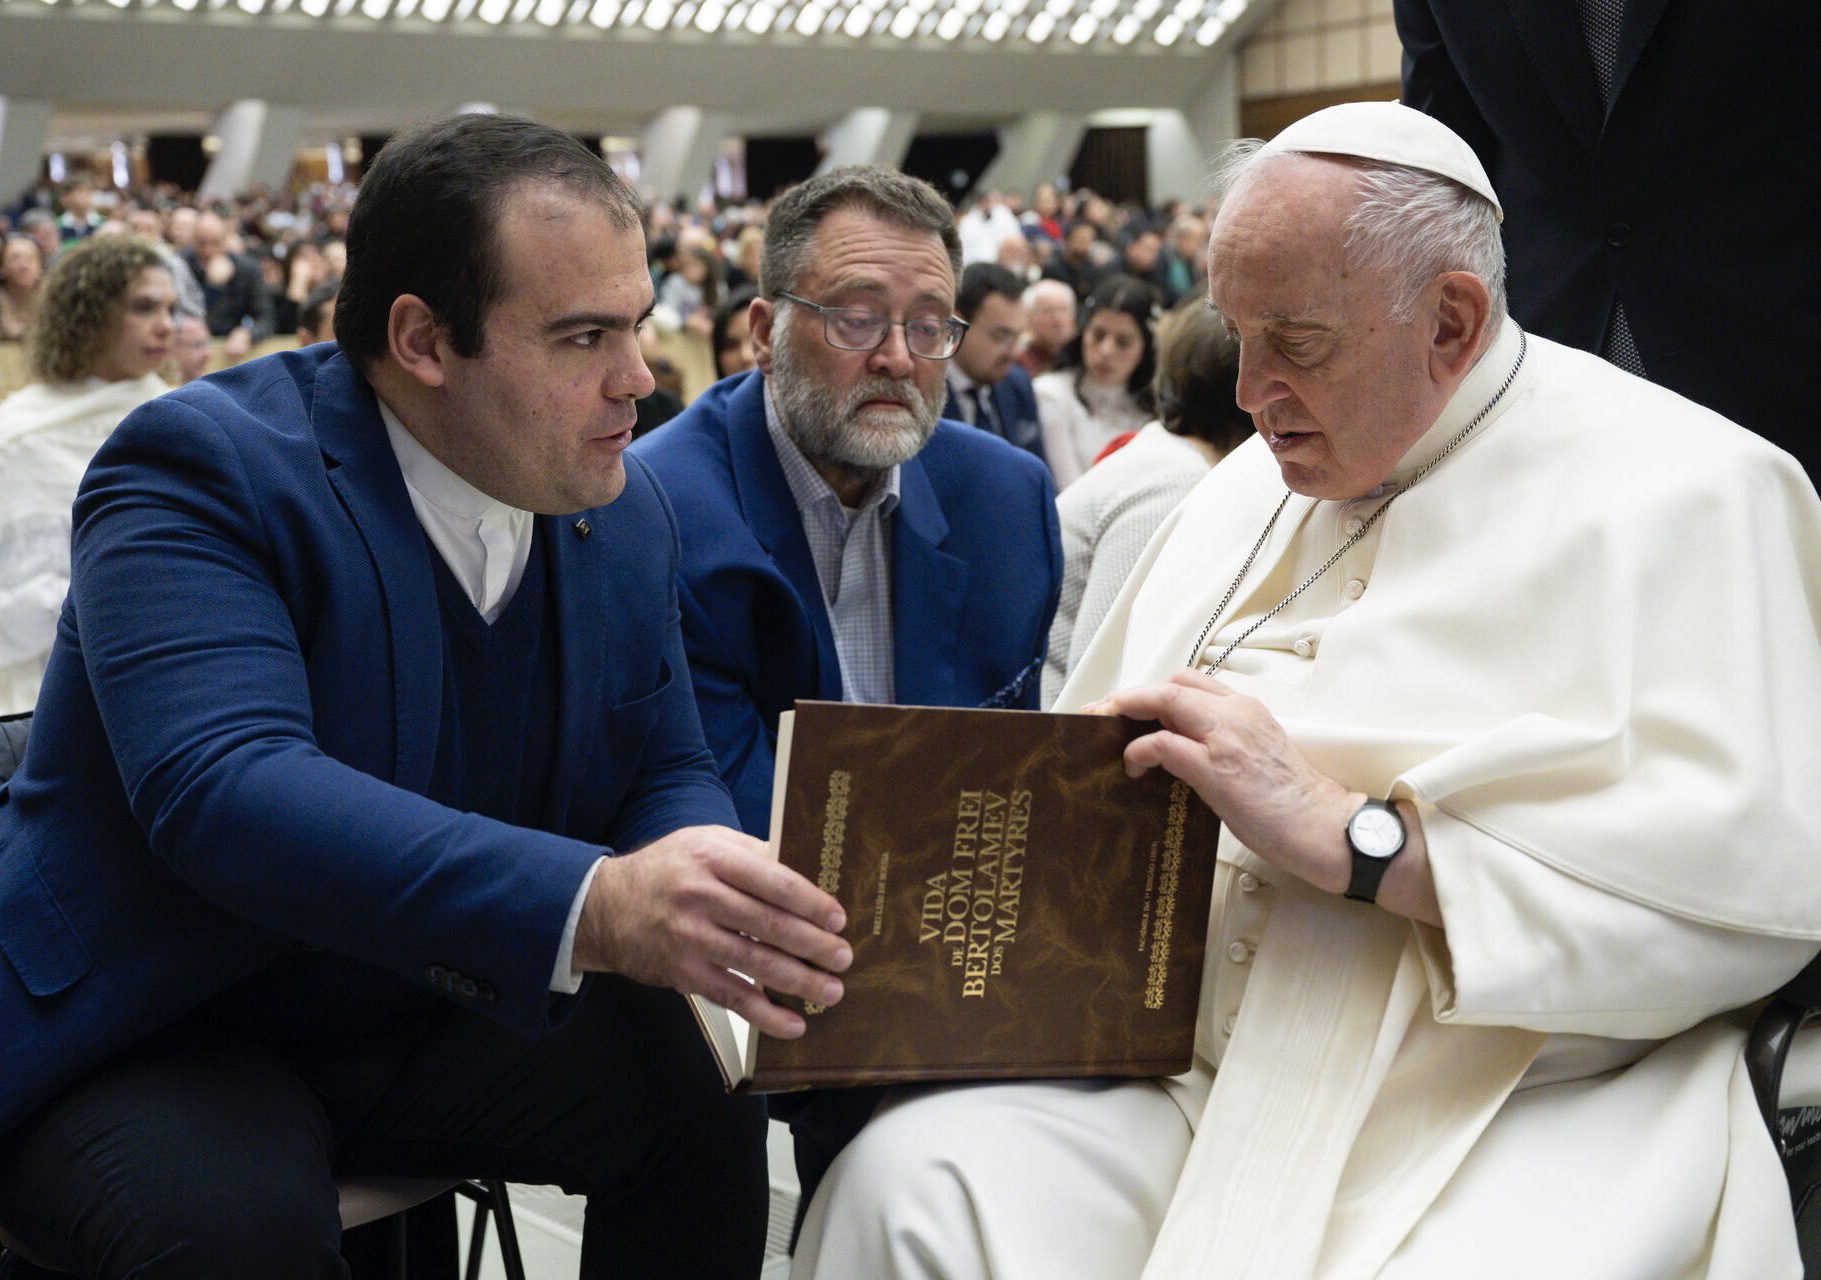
[0,972,767,1279]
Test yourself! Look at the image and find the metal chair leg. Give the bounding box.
[453,1179,525,1280]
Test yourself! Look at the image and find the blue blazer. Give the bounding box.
[632,370,1062,836]
[0,345,735,1138]
[942,364,1047,466]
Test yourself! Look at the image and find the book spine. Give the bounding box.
[744,1055,1194,1093]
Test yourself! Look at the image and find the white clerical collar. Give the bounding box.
[378,397,534,623]
[1383,320,1526,489]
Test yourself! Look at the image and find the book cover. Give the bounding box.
[691,700,1221,1092]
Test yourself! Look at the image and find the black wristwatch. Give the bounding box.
[1344,799,1406,904]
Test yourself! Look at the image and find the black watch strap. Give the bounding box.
[1344,799,1405,904]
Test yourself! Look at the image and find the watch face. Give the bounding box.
[1349,805,1405,859]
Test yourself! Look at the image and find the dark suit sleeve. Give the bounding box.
[602,471,743,852]
[70,399,606,1036]
[1393,0,1498,163]
[674,574,778,838]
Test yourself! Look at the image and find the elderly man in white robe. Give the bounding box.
[789,102,1821,1280]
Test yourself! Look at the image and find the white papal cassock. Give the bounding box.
[792,322,1821,1280]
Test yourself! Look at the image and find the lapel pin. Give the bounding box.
[574,518,592,540]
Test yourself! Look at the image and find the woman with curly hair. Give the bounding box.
[1033,273,1159,490]
[0,233,176,714]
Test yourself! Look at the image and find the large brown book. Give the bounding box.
[690,700,1221,1093]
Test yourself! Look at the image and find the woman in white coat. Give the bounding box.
[0,233,176,714]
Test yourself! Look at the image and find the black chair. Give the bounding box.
[0,712,526,1280]
[1748,949,1821,1278]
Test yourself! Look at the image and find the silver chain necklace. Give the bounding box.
[1185,329,1528,675]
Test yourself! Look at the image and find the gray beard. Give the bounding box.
[769,319,939,474]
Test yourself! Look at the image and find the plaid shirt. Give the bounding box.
[763,383,901,705]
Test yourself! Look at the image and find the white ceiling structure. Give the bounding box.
[0,0,1272,147]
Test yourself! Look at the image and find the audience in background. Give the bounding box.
[1035,273,1158,489]
[711,285,759,380]
[1041,299,1250,706]
[0,234,45,341]
[0,233,175,714]
[657,243,722,339]
[1017,277,1078,378]
[1162,213,1208,304]
[17,211,60,271]
[1119,225,1176,304]
[54,180,103,244]
[942,262,1047,465]
[1042,218,1111,302]
[957,190,1025,265]
[294,280,340,348]
[168,312,213,384]
[183,211,274,358]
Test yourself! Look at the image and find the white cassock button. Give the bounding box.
[1222,1014,1238,1036]
[1238,872,1260,893]
[1345,578,1366,600]
[1226,941,1252,964]
[1344,517,1364,536]
[1292,636,1316,659]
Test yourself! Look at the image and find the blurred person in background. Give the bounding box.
[724,225,765,293]
[658,244,722,340]
[1035,273,1158,489]
[1041,299,1250,706]
[943,262,1046,465]
[164,205,199,253]
[18,210,60,268]
[183,211,274,360]
[55,180,104,244]
[294,280,339,348]
[958,190,1024,266]
[168,312,213,385]
[1162,214,1209,305]
[0,233,175,714]
[1017,277,1077,378]
[0,234,46,342]
[711,285,760,380]
[1120,225,1177,303]
[1042,218,1110,303]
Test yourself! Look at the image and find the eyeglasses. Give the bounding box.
[777,291,968,360]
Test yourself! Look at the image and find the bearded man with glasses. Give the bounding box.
[631,163,1062,1216]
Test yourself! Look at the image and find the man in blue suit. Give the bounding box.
[0,114,850,1278]
[941,262,1048,470]
[631,163,1061,1226]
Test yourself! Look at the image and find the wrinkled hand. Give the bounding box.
[1089,671,1439,922]
[576,825,852,1039]
[1089,670,1356,893]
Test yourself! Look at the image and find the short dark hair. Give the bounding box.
[759,165,961,300]
[1154,298,1249,453]
[955,262,1025,322]
[334,113,641,365]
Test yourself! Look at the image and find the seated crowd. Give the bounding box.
[0,99,1815,1280]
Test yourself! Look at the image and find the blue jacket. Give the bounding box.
[0,345,735,1138]
[632,370,1062,836]
[942,364,1047,466]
